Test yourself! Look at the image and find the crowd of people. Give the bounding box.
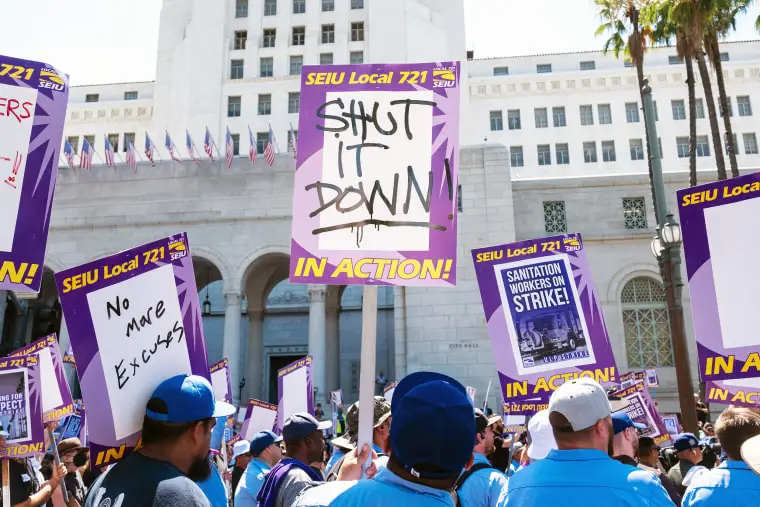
[2,372,760,506]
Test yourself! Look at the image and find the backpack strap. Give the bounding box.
[453,463,496,507]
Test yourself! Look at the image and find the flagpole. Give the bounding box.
[269,123,281,154]
[92,149,106,165]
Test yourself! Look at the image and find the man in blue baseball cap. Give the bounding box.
[83,374,236,507]
[611,411,647,467]
[293,371,476,506]
[497,377,675,507]
[235,431,283,507]
[668,432,704,495]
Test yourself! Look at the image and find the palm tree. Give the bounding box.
[703,0,752,178]
[646,1,699,186]
[596,0,660,220]
[671,0,728,180]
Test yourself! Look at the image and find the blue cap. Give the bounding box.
[674,433,700,452]
[146,374,236,423]
[251,430,283,456]
[612,412,647,435]
[282,412,332,443]
[390,372,475,479]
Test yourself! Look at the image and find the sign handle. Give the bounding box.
[47,426,70,504]
[2,459,9,507]
[357,285,378,476]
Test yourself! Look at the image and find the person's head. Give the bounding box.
[58,438,89,473]
[694,394,701,404]
[387,371,475,491]
[611,412,646,459]
[316,403,322,410]
[282,413,331,465]
[547,378,615,456]
[345,396,392,454]
[703,422,715,436]
[637,436,661,466]
[232,440,253,469]
[337,406,343,415]
[250,430,284,466]
[714,407,760,461]
[526,409,557,461]
[673,433,703,464]
[474,408,501,455]
[141,374,236,481]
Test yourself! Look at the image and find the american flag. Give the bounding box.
[248,125,256,163]
[288,123,298,160]
[225,127,234,169]
[104,137,115,167]
[264,126,276,166]
[126,139,137,172]
[145,134,156,163]
[165,131,181,162]
[80,138,92,169]
[63,139,75,169]
[186,130,200,166]
[204,127,216,161]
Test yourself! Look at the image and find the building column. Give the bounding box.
[0,291,6,342]
[223,291,242,404]
[308,285,327,407]
[325,307,340,395]
[394,287,408,379]
[246,309,264,402]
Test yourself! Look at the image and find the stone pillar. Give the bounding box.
[325,307,340,394]
[308,285,327,407]
[223,291,242,404]
[246,309,264,402]
[0,291,6,342]
[394,287,408,379]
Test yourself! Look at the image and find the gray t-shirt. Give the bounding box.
[83,452,211,507]
[275,469,321,507]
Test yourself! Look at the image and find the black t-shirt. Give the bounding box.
[1,459,38,507]
[65,471,88,505]
[231,465,244,497]
[83,452,211,507]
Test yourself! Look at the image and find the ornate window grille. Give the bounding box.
[622,277,674,367]
[543,201,567,233]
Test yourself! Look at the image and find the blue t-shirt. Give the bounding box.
[196,464,228,507]
[498,449,675,507]
[83,452,211,507]
[682,460,760,506]
[457,453,509,507]
[234,458,271,507]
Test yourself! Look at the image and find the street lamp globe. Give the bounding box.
[661,213,682,247]
[650,234,664,260]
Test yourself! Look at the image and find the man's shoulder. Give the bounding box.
[293,480,358,506]
[155,475,211,505]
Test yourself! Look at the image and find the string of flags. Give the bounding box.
[59,124,289,171]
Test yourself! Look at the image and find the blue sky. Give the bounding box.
[0,0,758,86]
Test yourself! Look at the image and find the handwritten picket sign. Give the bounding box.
[289,62,461,287]
[0,355,43,458]
[472,234,618,402]
[0,54,69,292]
[9,334,73,422]
[54,233,211,466]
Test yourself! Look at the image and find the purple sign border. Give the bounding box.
[610,381,671,446]
[0,355,44,459]
[240,398,278,439]
[0,54,69,292]
[472,233,618,402]
[276,356,314,433]
[210,358,233,404]
[706,379,760,408]
[289,62,461,287]
[53,233,210,465]
[9,334,73,422]
[677,173,760,381]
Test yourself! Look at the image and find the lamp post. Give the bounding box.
[642,79,698,435]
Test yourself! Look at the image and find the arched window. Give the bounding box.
[621,277,674,368]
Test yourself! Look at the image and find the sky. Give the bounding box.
[0,0,758,86]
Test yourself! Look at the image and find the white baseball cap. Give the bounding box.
[548,377,612,431]
[526,409,557,460]
[232,440,251,459]
[742,433,760,476]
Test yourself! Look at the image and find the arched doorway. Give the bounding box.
[194,256,225,365]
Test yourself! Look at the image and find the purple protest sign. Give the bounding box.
[54,233,210,467]
[9,334,73,423]
[0,54,69,293]
[276,356,313,433]
[210,358,233,404]
[289,62,460,287]
[0,355,44,458]
[678,173,760,382]
[472,234,618,402]
[502,397,549,417]
[239,399,278,441]
[610,381,671,446]
[706,379,760,407]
